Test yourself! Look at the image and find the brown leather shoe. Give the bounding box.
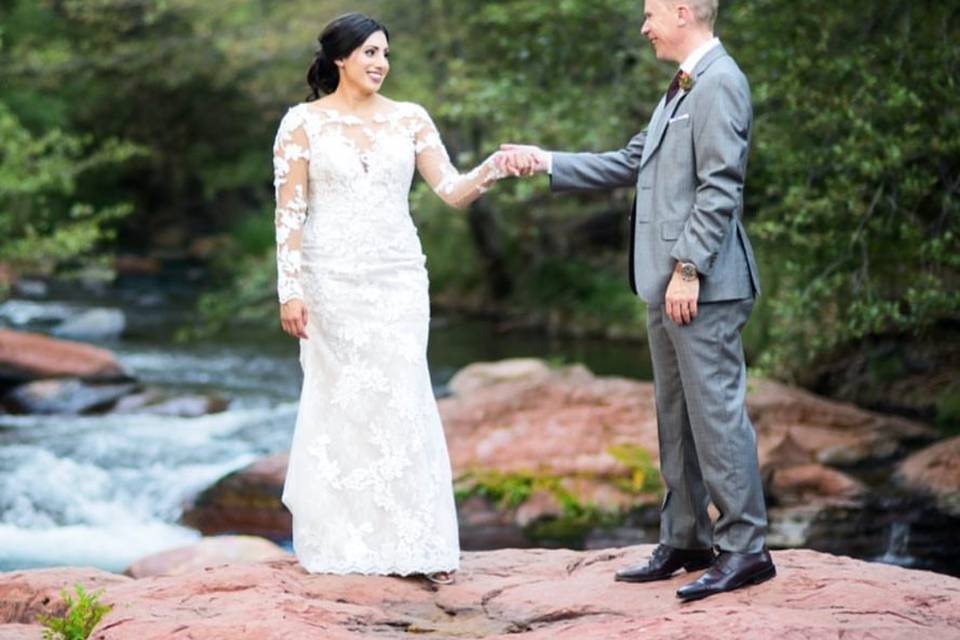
[676,550,776,601]
[615,544,716,583]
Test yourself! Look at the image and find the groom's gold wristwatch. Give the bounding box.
[678,261,698,282]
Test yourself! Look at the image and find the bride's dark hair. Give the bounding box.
[307,13,390,99]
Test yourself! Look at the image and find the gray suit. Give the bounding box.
[550,45,767,553]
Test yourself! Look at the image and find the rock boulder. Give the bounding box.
[124,535,288,578]
[0,330,128,383]
[181,453,291,539]
[896,436,960,516]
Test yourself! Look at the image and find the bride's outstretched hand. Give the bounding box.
[492,150,528,178]
[280,299,309,340]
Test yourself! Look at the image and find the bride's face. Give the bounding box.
[337,31,390,95]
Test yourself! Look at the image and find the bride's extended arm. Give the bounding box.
[412,106,506,210]
[273,108,310,305]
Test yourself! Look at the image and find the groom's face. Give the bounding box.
[642,0,682,62]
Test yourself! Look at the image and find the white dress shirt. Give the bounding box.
[680,36,720,75]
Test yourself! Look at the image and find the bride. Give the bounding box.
[272,13,512,584]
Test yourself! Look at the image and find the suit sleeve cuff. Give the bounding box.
[669,240,714,277]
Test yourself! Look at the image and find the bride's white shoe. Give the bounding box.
[425,571,455,585]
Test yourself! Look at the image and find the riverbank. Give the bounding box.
[2,544,959,639]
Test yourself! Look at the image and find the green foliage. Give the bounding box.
[175,251,277,341]
[36,584,112,640]
[455,462,658,546]
[455,470,538,509]
[607,443,662,494]
[0,100,140,269]
[726,2,960,373]
[3,0,957,380]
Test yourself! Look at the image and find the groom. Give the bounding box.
[500,0,774,601]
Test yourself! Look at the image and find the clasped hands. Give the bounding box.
[494,144,548,177]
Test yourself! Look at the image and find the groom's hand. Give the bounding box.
[665,265,699,326]
[499,144,549,176]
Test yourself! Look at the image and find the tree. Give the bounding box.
[0,100,139,276]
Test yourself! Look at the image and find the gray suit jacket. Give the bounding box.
[550,45,761,306]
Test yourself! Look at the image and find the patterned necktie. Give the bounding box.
[665,69,683,104]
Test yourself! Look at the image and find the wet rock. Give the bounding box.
[0,302,74,329]
[2,548,959,639]
[180,454,291,539]
[125,535,288,578]
[767,463,865,506]
[12,280,48,299]
[0,330,128,383]
[51,309,126,341]
[3,378,138,415]
[110,390,229,417]
[895,436,960,516]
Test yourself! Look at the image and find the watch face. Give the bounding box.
[681,264,697,280]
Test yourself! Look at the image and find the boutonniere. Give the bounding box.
[678,71,694,92]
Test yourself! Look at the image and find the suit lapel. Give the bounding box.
[640,92,684,168]
[639,45,729,170]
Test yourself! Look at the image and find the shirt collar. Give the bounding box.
[680,36,721,75]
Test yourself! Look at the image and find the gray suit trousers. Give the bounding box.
[647,298,767,553]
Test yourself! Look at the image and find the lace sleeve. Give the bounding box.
[412,105,505,210]
[273,107,310,304]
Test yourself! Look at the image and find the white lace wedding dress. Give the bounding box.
[272,100,502,575]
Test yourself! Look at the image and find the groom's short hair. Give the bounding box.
[677,0,719,28]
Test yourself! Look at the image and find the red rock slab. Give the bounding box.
[3,547,958,639]
[0,567,130,624]
[0,330,128,381]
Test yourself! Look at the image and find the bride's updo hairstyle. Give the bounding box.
[307,13,390,99]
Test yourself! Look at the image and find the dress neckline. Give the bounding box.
[303,101,409,125]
